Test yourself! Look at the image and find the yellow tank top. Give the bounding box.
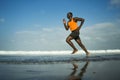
[68,18,78,31]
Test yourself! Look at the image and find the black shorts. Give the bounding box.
[70,30,80,39]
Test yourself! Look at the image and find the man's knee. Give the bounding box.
[66,38,69,43]
[76,40,84,46]
[66,38,70,43]
[79,43,85,48]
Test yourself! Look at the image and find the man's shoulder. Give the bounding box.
[73,17,82,19]
[73,17,79,22]
[73,17,84,21]
[73,17,79,19]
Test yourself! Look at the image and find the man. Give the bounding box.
[63,12,90,56]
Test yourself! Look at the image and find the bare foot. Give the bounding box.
[72,49,78,54]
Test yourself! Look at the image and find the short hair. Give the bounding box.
[67,12,73,17]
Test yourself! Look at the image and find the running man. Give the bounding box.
[63,12,90,56]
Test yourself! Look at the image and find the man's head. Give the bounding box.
[67,12,73,19]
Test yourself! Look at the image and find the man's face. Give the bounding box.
[67,14,72,19]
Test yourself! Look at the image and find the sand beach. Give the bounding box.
[0,50,120,80]
[0,60,120,80]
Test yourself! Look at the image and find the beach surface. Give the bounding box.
[0,50,120,80]
[0,60,120,80]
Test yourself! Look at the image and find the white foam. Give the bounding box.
[0,49,120,56]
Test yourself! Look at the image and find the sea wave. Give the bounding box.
[0,49,120,56]
[0,49,120,63]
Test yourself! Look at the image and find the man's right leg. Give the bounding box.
[75,38,90,56]
[66,35,78,54]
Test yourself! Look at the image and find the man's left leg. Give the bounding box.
[75,38,90,56]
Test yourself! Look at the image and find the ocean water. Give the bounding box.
[0,50,120,64]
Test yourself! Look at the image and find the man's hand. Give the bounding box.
[63,19,69,30]
[63,19,66,24]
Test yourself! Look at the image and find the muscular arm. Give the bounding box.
[63,19,69,30]
[74,17,85,30]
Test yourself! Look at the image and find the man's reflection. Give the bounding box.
[68,61,89,80]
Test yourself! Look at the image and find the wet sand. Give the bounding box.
[0,60,120,80]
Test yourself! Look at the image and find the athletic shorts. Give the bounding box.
[70,30,80,39]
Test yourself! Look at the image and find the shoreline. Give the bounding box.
[0,49,120,56]
[0,53,120,64]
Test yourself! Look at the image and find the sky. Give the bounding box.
[0,0,120,51]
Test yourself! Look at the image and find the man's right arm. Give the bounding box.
[63,19,69,30]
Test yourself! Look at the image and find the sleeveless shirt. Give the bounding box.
[68,18,78,31]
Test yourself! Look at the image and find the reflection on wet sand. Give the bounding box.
[68,61,89,80]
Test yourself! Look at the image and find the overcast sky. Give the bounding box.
[0,0,120,51]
